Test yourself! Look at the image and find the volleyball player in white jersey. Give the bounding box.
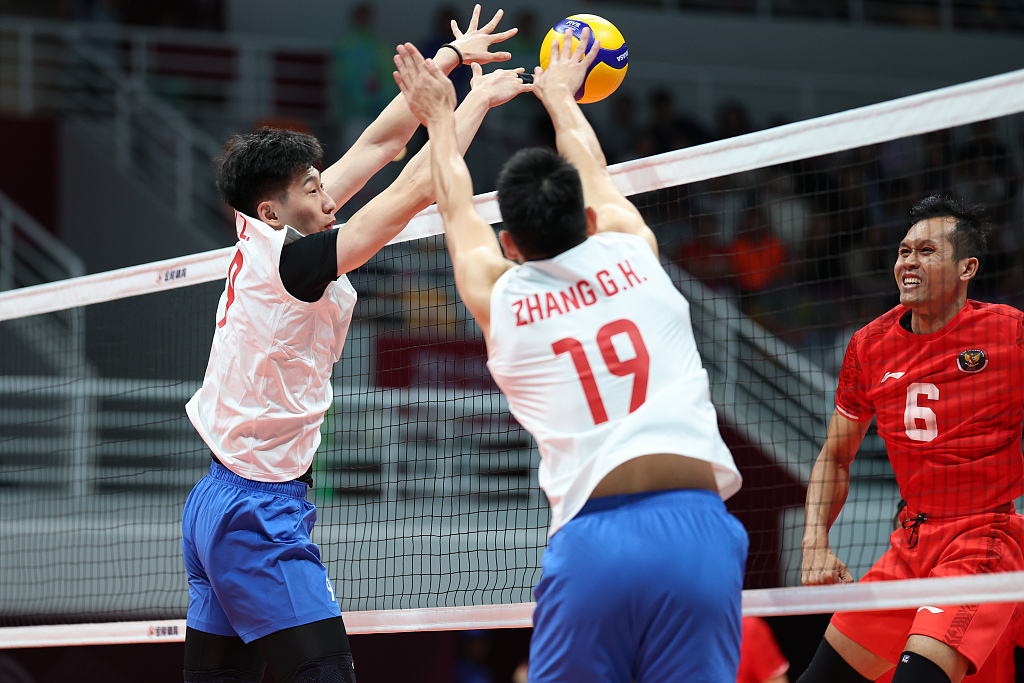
[393,30,747,683]
[180,8,531,683]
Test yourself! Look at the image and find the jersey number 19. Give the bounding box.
[552,319,650,426]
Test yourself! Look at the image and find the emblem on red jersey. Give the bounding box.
[956,348,988,373]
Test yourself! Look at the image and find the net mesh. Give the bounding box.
[1,69,1024,643]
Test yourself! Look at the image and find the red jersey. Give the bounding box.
[836,301,1024,515]
[737,617,789,683]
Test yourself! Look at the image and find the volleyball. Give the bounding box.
[539,14,628,104]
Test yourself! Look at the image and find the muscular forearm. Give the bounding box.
[802,448,851,547]
[400,89,489,209]
[322,48,465,206]
[334,89,491,275]
[428,110,481,262]
[538,87,608,175]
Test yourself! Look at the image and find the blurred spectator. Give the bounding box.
[695,173,752,244]
[495,8,544,152]
[868,176,915,245]
[647,87,711,153]
[737,616,790,683]
[802,213,844,284]
[420,5,472,103]
[716,100,753,140]
[499,7,540,70]
[876,136,924,186]
[511,660,528,683]
[920,130,954,197]
[953,120,1016,226]
[841,223,892,299]
[676,213,736,291]
[601,92,643,164]
[762,165,814,257]
[332,3,396,144]
[729,206,790,295]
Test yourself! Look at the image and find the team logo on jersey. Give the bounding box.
[956,349,988,373]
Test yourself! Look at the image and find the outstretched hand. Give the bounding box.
[449,4,517,65]
[392,43,457,127]
[469,63,533,108]
[534,26,599,102]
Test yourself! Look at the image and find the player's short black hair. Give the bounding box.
[215,127,324,218]
[495,147,588,260]
[908,195,991,263]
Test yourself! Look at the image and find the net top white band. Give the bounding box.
[2,66,1023,323]
[3,571,1023,648]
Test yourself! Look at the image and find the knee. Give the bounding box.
[890,651,954,683]
[282,653,357,683]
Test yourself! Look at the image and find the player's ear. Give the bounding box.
[959,256,979,282]
[584,207,598,236]
[257,200,282,229]
[498,230,522,263]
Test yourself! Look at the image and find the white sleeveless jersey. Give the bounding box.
[487,232,741,536]
[186,212,357,482]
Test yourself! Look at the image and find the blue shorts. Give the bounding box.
[182,461,341,642]
[529,489,748,683]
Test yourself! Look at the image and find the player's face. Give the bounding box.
[277,167,337,236]
[894,216,961,310]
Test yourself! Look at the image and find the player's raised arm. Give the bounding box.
[801,409,871,586]
[322,4,518,208]
[532,27,656,255]
[331,47,530,278]
[392,43,521,336]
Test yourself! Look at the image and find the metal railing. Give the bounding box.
[0,19,231,237]
[0,188,84,291]
[0,374,540,502]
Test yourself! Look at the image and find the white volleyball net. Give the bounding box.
[2,68,1024,649]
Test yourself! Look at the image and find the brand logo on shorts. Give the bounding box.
[957,349,987,373]
[944,604,979,646]
[917,606,944,614]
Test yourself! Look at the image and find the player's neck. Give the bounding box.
[908,299,966,334]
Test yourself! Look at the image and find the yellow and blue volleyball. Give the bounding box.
[539,14,628,104]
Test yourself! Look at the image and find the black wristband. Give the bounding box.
[440,43,464,66]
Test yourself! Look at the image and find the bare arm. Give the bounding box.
[801,409,871,585]
[333,55,530,277]
[532,28,657,255]
[322,4,517,208]
[392,45,523,337]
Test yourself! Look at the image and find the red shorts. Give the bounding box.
[830,503,1024,674]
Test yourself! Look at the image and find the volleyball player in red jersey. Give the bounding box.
[797,195,1024,683]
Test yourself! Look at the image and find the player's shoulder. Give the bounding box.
[851,305,906,344]
[591,230,650,248]
[590,229,661,261]
[965,300,1024,347]
[965,299,1024,324]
